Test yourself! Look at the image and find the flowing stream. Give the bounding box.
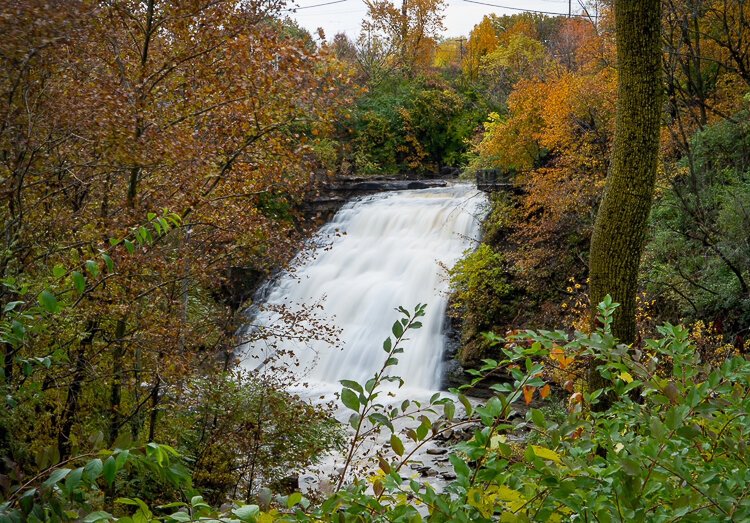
[241,184,486,395]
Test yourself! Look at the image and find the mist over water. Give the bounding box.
[242,185,486,393]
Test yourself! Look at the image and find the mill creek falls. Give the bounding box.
[241,184,486,398]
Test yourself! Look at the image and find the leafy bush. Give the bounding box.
[347,76,483,174]
[176,372,344,504]
[11,301,750,521]
[449,242,515,364]
[645,110,750,330]
[302,298,750,521]
[0,443,191,522]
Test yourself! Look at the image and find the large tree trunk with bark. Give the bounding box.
[589,0,662,345]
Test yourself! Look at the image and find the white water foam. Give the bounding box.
[241,184,486,394]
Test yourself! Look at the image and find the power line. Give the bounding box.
[460,0,595,18]
[284,0,349,12]
[300,9,367,16]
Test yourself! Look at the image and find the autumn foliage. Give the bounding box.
[459,12,615,338]
[462,0,750,350]
[0,0,352,500]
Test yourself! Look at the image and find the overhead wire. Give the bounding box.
[301,9,367,16]
[283,0,349,12]
[460,0,597,19]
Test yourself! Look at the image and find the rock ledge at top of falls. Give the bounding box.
[303,176,454,219]
[318,176,450,197]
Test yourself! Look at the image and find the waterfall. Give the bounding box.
[241,184,486,393]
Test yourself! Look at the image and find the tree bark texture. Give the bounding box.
[589,0,662,344]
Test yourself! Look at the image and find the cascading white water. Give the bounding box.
[241,184,486,393]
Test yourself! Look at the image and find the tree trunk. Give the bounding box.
[108,318,127,446]
[126,0,155,208]
[58,322,96,459]
[589,0,662,345]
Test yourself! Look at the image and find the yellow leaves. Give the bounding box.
[483,33,548,80]
[464,16,500,78]
[474,83,543,171]
[619,372,634,384]
[489,434,507,449]
[467,487,493,518]
[467,485,526,518]
[258,512,280,523]
[495,486,526,505]
[530,445,562,464]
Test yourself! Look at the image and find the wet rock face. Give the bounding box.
[441,359,469,391]
[440,309,472,391]
[269,475,299,495]
[218,266,265,311]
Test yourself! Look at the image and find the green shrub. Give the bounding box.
[645,110,750,329]
[347,76,484,174]
[176,372,344,504]
[449,242,515,363]
[449,243,512,326]
[15,301,750,521]
[297,298,750,521]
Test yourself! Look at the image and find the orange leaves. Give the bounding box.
[474,79,547,172]
[549,346,574,370]
[523,385,535,405]
[523,379,551,405]
[464,16,499,79]
[0,1,357,462]
[539,383,551,399]
[470,22,617,300]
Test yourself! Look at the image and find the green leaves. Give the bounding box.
[7,208,182,353]
[82,458,103,483]
[530,408,546,430]
[390,434,405,456]
[63,467,83,494]
[457,394,473,416]
[6,443,195,521]
[340,388,360,412]
[81,512,113,522]
[340,380,363,394]
[443,400,456,420]
[449,453,471,480]
[71,271,86,294]
[287,492,303,508]
[233,504,260,521]
[102,456,116,486]
[101,253,114,273]
[42,468,71,489]
[38,290,59,313]
[52,264,67,279]
[84,260,100,278]
[391,320,404,338]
